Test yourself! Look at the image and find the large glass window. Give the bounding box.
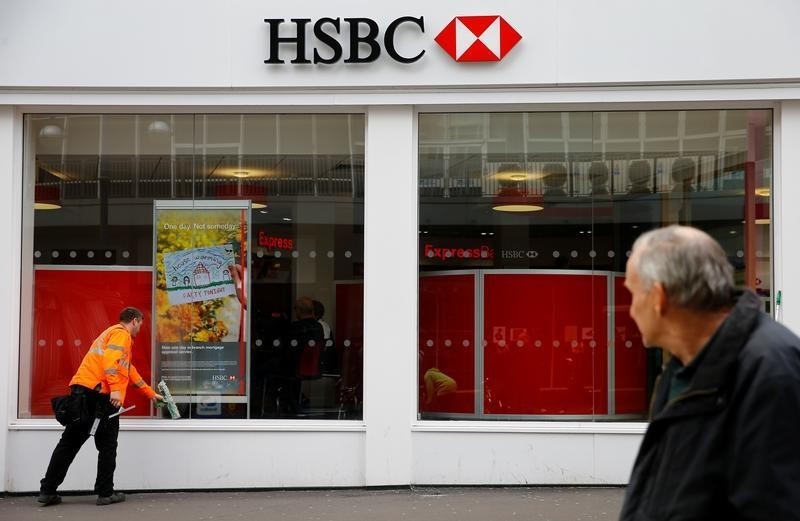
[418,109,772,420]
[22,113,365,420]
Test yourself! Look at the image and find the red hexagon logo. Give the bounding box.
[434,15,522,62]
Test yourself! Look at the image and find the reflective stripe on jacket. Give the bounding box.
[69,323,156,404]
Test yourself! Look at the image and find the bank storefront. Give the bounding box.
[1,0,798,492]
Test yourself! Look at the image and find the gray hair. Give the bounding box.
[631,225,734,311]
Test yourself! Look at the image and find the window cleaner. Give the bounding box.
[157,379,181,419]
[89,405,136,436]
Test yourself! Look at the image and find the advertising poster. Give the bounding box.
[153,201,249,398]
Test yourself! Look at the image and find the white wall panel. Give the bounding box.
[414,433,596,484]
[777,102,800,335]
[0,106,16,491]
[363,106,417,485]
[7,427,365,491]
[592,434,642,484]
[412,424,644,485]
[1,0,799,89]
[556,1,800,85]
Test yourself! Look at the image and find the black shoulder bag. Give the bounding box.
[51,392,88,426]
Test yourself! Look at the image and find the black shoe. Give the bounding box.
[96,491,126,506]
[37,493,62,506]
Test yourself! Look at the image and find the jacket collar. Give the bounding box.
[651,289,761,419]
[685,289,761,392]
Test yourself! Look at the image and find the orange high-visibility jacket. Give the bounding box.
[70,323,156,404]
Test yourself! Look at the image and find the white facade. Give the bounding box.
[2,0,800,492]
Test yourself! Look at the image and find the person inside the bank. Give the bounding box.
[287,297,325,408]
[38,307,164,507]
[619,225,800,520]
[423,367,457,406]
[313,299,338,375]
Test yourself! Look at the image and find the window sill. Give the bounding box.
[9,419,367,432]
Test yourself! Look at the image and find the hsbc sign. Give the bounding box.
[434,16,521,62]
[263,15,521,65]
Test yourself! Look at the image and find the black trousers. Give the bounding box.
[40,385,119,497]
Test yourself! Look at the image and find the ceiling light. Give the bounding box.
[492,187,544,213]
[490,163,544,182]
[251,202,267,209]
[146,120,171,134]
[34,202,62,210]
[282,217,292,222]
[493,204,544,212]
[38,124,63,139]
[34,185,61,210]
[233,171,250,178]
[754,187,770,197]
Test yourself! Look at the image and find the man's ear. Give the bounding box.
[652,282,668,316]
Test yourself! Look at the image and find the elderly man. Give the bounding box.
[619,225,800,520]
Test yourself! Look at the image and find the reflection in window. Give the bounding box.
[23,114,365,420]
[418,110,772,420]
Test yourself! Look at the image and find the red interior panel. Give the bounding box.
[31,269,154,417]
[419,274,475,414]
[483,273,608,415]
[335,282,364,404]
[613,275,648,414]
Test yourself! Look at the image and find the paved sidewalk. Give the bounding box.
[1,486,624,521]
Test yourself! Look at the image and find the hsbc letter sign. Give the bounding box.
[263,14,521,65]
[263,16,426,64]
